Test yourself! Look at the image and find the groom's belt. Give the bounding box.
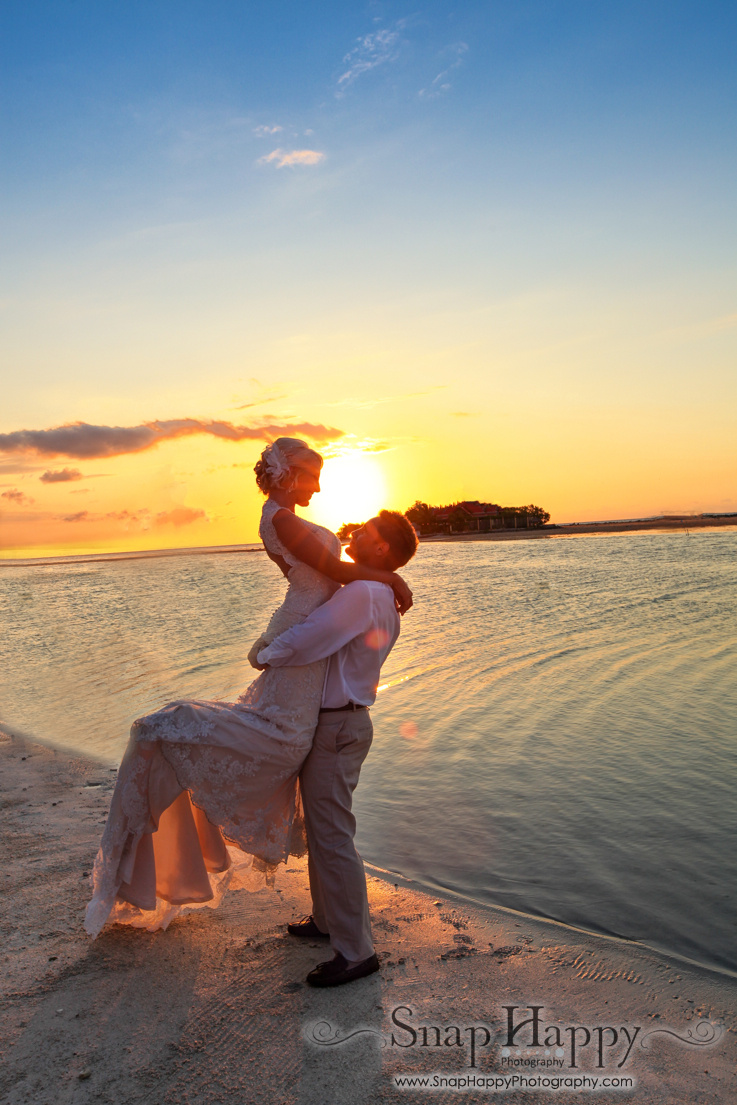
[319,702,368,713]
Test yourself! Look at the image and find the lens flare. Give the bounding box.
[306,451,386,534]
[365,627,391,651]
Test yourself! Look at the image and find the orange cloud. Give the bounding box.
[258,148,325,168]
[0,418,344,460]
[105,509,150,523]
[59,506,207,528]
[155,507,207,527]
[40,467,83,483]
[2,488,34,505]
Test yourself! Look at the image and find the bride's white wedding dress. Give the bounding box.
[85,499,340,937]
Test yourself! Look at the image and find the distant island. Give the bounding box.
[337,500,550,539]
[337,503,737,543]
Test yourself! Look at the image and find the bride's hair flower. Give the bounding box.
[262,441,291,483]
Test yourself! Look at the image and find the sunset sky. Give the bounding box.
[1,1,736,557]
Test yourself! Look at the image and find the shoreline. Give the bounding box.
[2,729,735,1103]
[419,514,737,544]
[2,515,735,567]
[365,860,737,986]
[3,722,732,985]
[0,542,264,568]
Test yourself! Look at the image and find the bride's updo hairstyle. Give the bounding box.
[254,437,323,494]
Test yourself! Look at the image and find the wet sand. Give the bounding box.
[1,729,735,1104]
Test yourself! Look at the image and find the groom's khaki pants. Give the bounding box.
[299,708,375,964]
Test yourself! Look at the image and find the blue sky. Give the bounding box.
[1,2,736,552]
[5,1,736,246]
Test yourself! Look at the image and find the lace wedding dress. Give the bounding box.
[85,499,340,937]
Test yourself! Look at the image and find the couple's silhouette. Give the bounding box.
[86,437,418,987]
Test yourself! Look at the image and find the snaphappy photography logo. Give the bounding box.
[304,1002,723,1092]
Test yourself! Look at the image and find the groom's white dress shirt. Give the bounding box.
[256,580,399,707]
[259,578,402,965]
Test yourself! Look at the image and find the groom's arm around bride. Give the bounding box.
[252,511,418,986]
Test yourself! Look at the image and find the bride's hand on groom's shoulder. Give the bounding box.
[248,636,269,670]
[392,576,413,615]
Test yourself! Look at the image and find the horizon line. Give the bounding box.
[2,512,736,567]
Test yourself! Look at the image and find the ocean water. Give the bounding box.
[1,530,736,977]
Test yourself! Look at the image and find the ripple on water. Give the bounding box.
[1,530,736,975]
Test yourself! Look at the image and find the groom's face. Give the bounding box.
[346,518,391,568]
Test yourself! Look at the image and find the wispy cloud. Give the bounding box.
[232,395,288,411]
[258,148,325,168]
[0,418,345,460]
[320,437,394,459]
[105,509,148,522]
[418,42,468,99]
[155,507,207,527]
[0,462,44,475]
[231,378,290,411]
[253,124,283,137]
[60,506,207,528]
[337,21,406,93]
[2,488,34,505]
[40,467,83,483]
[326,386,448,410]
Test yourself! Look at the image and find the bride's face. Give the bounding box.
[289,461,321,507]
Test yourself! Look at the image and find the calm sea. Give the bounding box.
[1,530,736,977]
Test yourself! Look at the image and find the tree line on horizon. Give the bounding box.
[337,500,551,540]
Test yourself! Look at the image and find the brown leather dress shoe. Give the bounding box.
[287,915,330,939]
[305,952,380,987]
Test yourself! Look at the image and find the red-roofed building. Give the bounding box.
[431,501,502,532]
[405,500,549,534]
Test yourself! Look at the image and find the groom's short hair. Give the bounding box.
[373,510,419,568]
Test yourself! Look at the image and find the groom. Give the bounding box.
[252,510,418,986]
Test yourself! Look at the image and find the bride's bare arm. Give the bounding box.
[272,508,413,614]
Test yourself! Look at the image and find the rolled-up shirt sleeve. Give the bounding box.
[257,582,373,668]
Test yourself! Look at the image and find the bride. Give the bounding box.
[85,437,412,937]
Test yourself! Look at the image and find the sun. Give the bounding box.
[305,451,387,535]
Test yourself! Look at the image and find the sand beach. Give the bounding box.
[1,728,735,1104]
[419,514,737,545]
